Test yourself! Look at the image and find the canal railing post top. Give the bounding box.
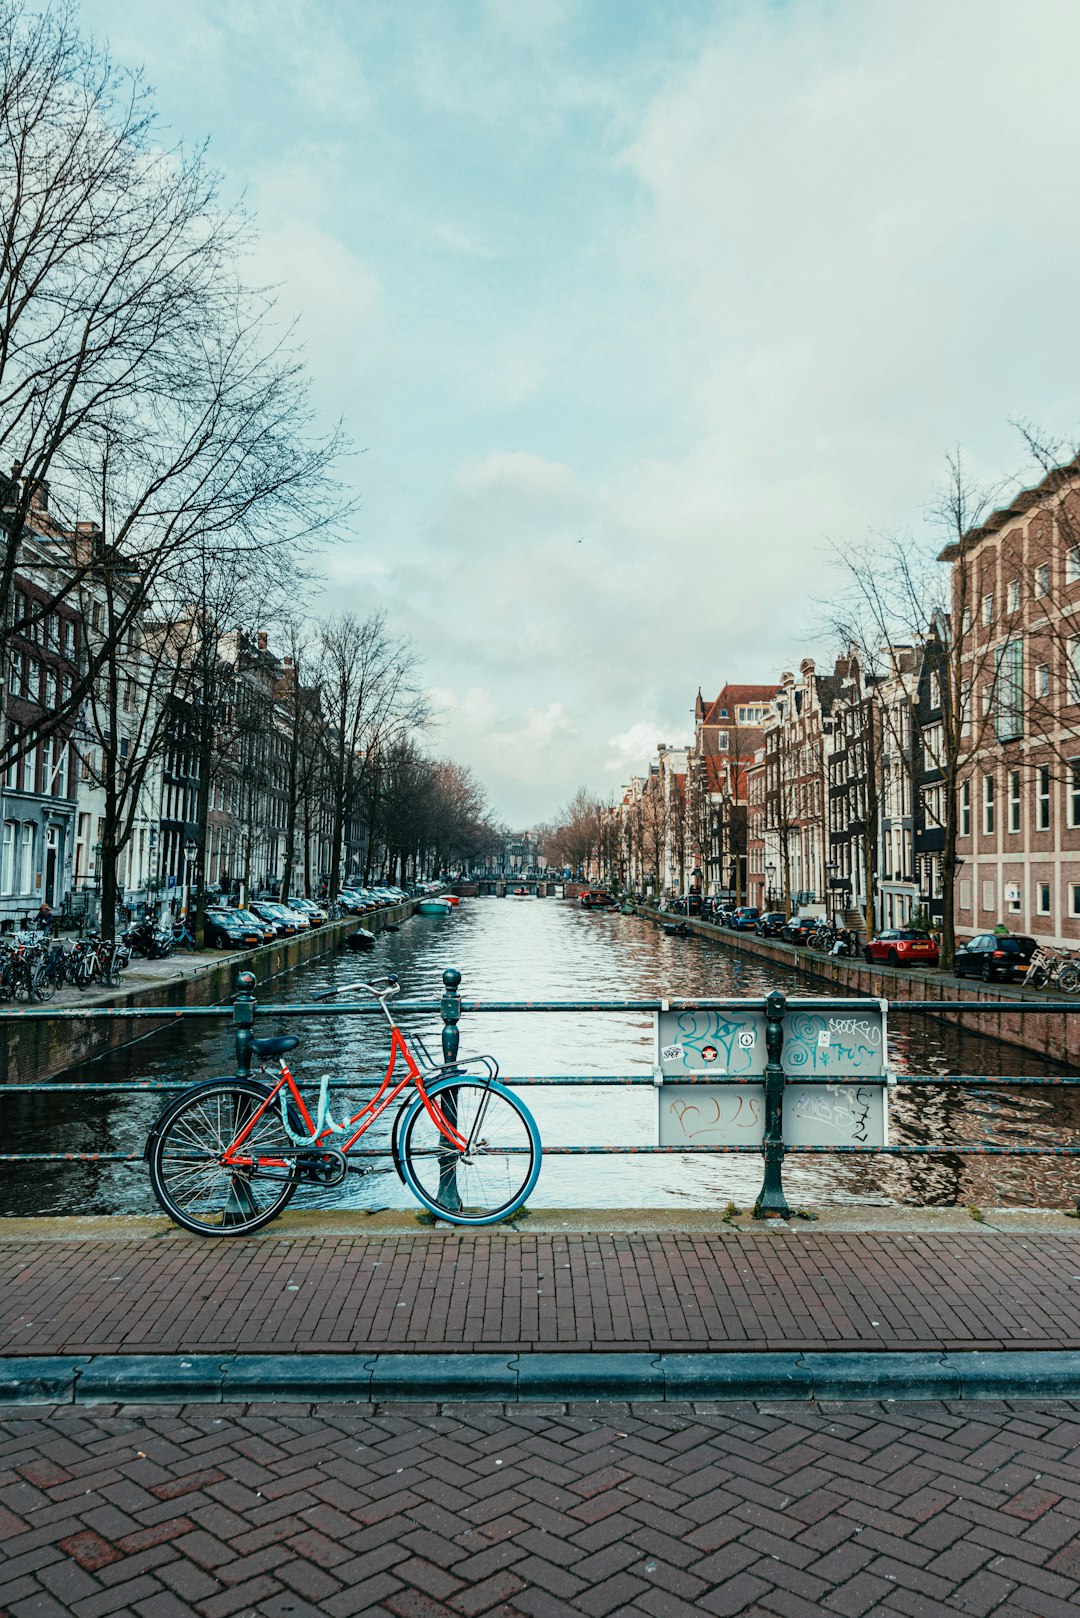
[754,987,791,1220]
[441,966,462,1066]
[233,970,257,1079]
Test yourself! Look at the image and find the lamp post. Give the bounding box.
[765,862,775,909]
[825,860,836,920]
[181,835,197,922]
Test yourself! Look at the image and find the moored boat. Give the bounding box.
[346,927,377,951]
[418,898,453,915]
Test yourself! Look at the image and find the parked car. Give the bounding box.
[204,908,264,950]
[781,915,817,946]
[954,934,1025,981]
[863,929,940,968]
[288,899,327,926]
[1011,935,1038,964]
[729,906,760,931]
[755,912,787,938]
[232,908,276,944]
[249,902,301,938]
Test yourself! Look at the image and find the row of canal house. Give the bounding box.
[1,478,343,931]
[618,457,1080,947]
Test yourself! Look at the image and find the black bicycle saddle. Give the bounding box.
[251,1034,300,1058]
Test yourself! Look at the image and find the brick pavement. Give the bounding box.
[4,1230,1080,1358]
[3,1397,1080,1617]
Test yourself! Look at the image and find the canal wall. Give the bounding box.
[0,901,416,1085]
[637,906,1080,1068]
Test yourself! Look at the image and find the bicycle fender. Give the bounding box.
[390,1096,410,1183]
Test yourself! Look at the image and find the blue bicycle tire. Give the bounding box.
[397,1076,541,1226]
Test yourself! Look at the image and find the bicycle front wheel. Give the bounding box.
[147,1080,300,1236]
[1057,963,1080,994]
[399,1077,541,1226]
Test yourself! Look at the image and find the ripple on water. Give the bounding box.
[4,899,1079,1214]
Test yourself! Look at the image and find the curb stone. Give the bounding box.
[5,1350,1080,1406]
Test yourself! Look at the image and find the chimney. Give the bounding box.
[257,631,268,652]
[23,477,49,512]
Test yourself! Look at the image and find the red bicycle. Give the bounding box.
[145,975,542,1234]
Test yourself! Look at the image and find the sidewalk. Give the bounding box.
[5,1218,1080,1358]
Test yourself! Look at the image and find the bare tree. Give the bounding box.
[0,1,345,784]
[318,612,425,900]
[833,451,1013,967]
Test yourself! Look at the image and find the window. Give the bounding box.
[983,774,995,835]
[7,653,21,699]
[0,821,13,894]
[1037,663,1050,698]
[1038,882,1051,915]
[1035,562,1049,598]
[982,593,994,626]
[1072,885,1080,919]
[1071,638,1080,704]
[1069,547,1080,584]
[994,639,1024,740]
[1007,579,1020,614]
[1009,770,1021,832]
[62,620,74,658]
[1038,766,1051,829]
[961,680,972,732]
[962,606,972,635]
[44,670,56,707]
[716,730,729,751]
[961,779,971,837]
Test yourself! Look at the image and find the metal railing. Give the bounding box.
[2,967,1080,1218]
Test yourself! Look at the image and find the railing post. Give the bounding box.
[440,966,462,1065]
[437,966,463,1214]
[233,971,257,1079]
[754,988,790,1219]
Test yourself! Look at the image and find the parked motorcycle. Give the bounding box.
[123,919,175,959]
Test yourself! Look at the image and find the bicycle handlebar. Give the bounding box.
[311,975,400,1002]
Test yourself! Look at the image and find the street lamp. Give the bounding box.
[181,835,197,921]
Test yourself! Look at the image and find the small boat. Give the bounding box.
[418,898,453,916]
[444,894,461,906]
[511,887,530,897]
[580,890,615,910]
[346,928,376,951]
[662,922,692,937]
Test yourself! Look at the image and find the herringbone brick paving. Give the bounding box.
[4,1231,1080,1355]
[2,1399,1079,1616]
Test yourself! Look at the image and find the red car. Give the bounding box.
[863,928,939,967]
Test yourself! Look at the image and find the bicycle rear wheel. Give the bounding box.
[147,1080,300,1236]
[398,1076,541,1226]
[1057,963,1080,993]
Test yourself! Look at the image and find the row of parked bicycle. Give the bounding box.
[0,930,133,999]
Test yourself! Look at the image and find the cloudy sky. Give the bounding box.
[79,0,1080,825]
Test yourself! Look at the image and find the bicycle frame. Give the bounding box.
[222,1024,469,1169]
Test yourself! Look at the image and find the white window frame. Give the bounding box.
[960,779,971,837]
[1069,547,1080,584]
[982,592,994,626]
[1038,766,1051,830]
[1037,881,1051,915]
[1037,663,1050,698]
[1007,579,1020,614]
[1034,562,1049,598]
[1009,770,1021,833]
[983,773,995,835]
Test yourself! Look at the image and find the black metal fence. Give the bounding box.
[2,968,1079,1217]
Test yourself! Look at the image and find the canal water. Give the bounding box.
[4,897,1079,1216]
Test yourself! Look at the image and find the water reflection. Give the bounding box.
[4,898,1079,1214]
